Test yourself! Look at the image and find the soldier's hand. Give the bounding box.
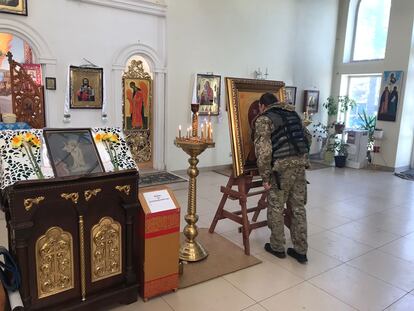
[263,182,271,191]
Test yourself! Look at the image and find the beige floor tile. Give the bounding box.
[258,247,342,280]
[385,294,414,311]
[307,208,352,229]
[163,277,254,311]
[308,222,327,236]
[310,264,406,311]
[241,304,268,311]
[380,236,414,262]
[332,221,400,247]
[223,227,271,255]
[357,213,414,236]
[260,282,356,311]
[348,250,414,292]
[308,231,372,262]
[223,260,303,301]
[106,297,173,311]
[223,226,293,255]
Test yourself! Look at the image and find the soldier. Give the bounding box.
[254,92,311,263]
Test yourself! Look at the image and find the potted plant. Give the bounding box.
[319,96,356,164]
[333,140,348,168]
[373,128,384,139]
[333,122,345,134]
[357,109,376,162]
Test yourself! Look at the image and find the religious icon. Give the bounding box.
[44,129,104,177]
[303,90,319,114]
[69,66,103,109]
[0,0,27,16]
[77,78,95,101]
[284,86,297,106]
[45,77,56,90]
[377,71,403,122]
[196,74,221,115]
[123,78,150,130]
[226,78,285,177]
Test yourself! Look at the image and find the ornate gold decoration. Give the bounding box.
[122,59,153,165]
[24,196,45,211]
[226,78,285,177]
[61,192,79,204]
[125,130,152,163]
[84,188,102,202]
[35,227,74,299]
[91,217,122,282]
[115,185,131,196]
[78,216,86,301]
[7,52,46,128]
[174,139,215,262]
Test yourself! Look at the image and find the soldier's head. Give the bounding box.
[259,93,278,113]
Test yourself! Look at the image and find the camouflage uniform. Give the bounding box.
[254,103,311,255]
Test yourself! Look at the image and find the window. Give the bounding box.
[341,75,381,128]
[353,0,391,61]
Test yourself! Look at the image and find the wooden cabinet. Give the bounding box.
[0,170,139,311]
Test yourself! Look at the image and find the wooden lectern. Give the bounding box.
[0,170,139,311]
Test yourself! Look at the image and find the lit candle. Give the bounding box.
[205,120,208,138]
[210,128,213,141]
[179,125,182,138]
[201,124,204,139]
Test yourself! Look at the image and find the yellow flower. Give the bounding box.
[102,133,111,141]
[94,132,104,142]
[11,135,24,148]
[108,133,119,143]
[24,132,36,142]
[31,137,41,148]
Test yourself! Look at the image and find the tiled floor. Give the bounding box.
[1,167,414,310]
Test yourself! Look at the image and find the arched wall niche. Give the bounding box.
[0,19,57,125]
[112,42,167,170]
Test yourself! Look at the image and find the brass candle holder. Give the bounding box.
[303,112,312,127]
[175,137,215,262]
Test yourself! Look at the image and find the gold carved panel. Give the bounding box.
[36,227,74,299]
[91,217,122,282]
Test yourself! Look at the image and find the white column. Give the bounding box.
[153,68,167,170]
[112,66,124,128]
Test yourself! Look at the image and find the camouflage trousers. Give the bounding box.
[267,166,308,255]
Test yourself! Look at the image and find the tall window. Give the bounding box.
[341,75,381,128]
[353,0,391,61]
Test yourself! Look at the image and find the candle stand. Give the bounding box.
[175,104,214,261]
[175,139,214,262]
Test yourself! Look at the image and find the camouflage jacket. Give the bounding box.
[253,102,312,183]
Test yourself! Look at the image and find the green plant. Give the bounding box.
[312,122,329,142]
[323,96,356,116]
[327,139,348,157]
[357,109,376,149]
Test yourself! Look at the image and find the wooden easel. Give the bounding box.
[209,170,293,256]
[209,170,268,255]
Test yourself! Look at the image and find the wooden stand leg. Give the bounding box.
[209,173,268,255]
[209,175,234,233]
[238,176,251,255]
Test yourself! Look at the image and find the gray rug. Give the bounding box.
[395,169,414,181]
[139,171,187,188]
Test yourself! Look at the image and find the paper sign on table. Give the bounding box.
[142,189,176,213]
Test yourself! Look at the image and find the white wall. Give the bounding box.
[333,0,414,169]
[166,0,339,171]
[293,0,339,155]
